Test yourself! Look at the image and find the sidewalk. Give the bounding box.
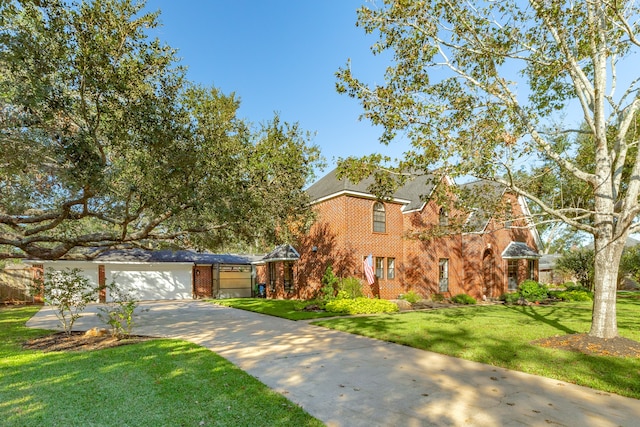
[27,301,640,427]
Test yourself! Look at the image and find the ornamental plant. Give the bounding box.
[97,282,140,338]
[518,280,549,303]
[325,297,399,315]
[32,268,97,335]
[400,290,422,304]
[451,294,476,305]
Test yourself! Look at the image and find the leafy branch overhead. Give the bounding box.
[336,0,640,339]
[0,0,323,260]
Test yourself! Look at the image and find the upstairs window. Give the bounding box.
[373,202,386,233]
[439,207,449,226]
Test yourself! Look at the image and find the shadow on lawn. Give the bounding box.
[313,307,640,399]
[503,304,579,334]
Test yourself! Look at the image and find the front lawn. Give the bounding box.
[312,295,640,400]
[212,298,345,320]
[0,306,324,427]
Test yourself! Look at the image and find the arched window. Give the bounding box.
[373,202,386,233]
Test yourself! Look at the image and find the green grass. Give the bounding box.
[212,298,345,320]
[0,306,324,427]
[313,294,640,399]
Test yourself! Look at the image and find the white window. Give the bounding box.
[387,258,395,280]
[439,259,449,292]
[373,202,386,233]
[508,260,518,291]
[375,257,384,278]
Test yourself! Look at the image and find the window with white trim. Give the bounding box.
[387,258,395,280]
[373,202,386,233]
[439,258,449,292]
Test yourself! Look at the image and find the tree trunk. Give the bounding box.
[589,236,624,339]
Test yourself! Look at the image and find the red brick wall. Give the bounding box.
[291,189,539,301]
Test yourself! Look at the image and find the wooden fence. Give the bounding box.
[0,265,38,304]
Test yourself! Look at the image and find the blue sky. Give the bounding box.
[146,1,402,173]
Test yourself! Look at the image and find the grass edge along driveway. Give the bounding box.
[311,296,640,400]
[214,296,640,400]
[0,306,324,427]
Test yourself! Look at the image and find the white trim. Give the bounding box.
[311,190,411,206]
[517,194,543,251]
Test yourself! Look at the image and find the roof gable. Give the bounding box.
[262,244,300,262]
[306,168,438,212]
[502,241,541,259]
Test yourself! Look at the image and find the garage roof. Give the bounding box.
[92,249,261,265]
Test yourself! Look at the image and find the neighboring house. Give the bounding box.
[538,254,567,285]
[27,249,263,302]
[266,168,541,301]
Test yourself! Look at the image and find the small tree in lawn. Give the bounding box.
[97,282,140,338]
[33,268,97,336]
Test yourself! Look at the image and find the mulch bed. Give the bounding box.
[533,333,640,358]
[23,331,155,352]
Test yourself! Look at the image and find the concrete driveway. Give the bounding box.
[27,300,640,427]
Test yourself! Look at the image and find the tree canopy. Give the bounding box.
[0,0,322,260]
[337,0,640,339]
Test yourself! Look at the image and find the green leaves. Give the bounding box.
[0,0,323,259]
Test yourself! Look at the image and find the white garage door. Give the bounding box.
[106,263,192,301]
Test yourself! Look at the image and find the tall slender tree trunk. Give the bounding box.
[589,235,624,339]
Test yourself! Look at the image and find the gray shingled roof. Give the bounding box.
[306,168,438,212]
[501,242,541,259]
[459,180,507,233]
[262,244,300,262]
[539,254,561,271]
[92,249,261,264]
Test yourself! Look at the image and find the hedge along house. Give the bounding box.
[291,168,541,301]
[27,249,263,302]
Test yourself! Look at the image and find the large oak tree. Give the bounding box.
[0,0,322,260]
[337,0,640,339]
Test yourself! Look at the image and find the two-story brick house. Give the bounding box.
[263,168,541,301]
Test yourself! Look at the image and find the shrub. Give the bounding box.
[31,268,97,335]
[555,249,594,291]
[500,292,521,304]
[97,282,140,338]
[518,280,548,302]
[337,276,364,299]
[318,265,339,302]
[451,293,476,304]
[549,290,594,301]
[564,283,590,292]
[400,290,422,304]
[325,297,399,314]
[431,293,445,302]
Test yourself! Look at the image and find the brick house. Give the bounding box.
[264,168,541,301]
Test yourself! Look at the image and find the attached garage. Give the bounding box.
[29,249,262,302]
[105,263,193,301]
